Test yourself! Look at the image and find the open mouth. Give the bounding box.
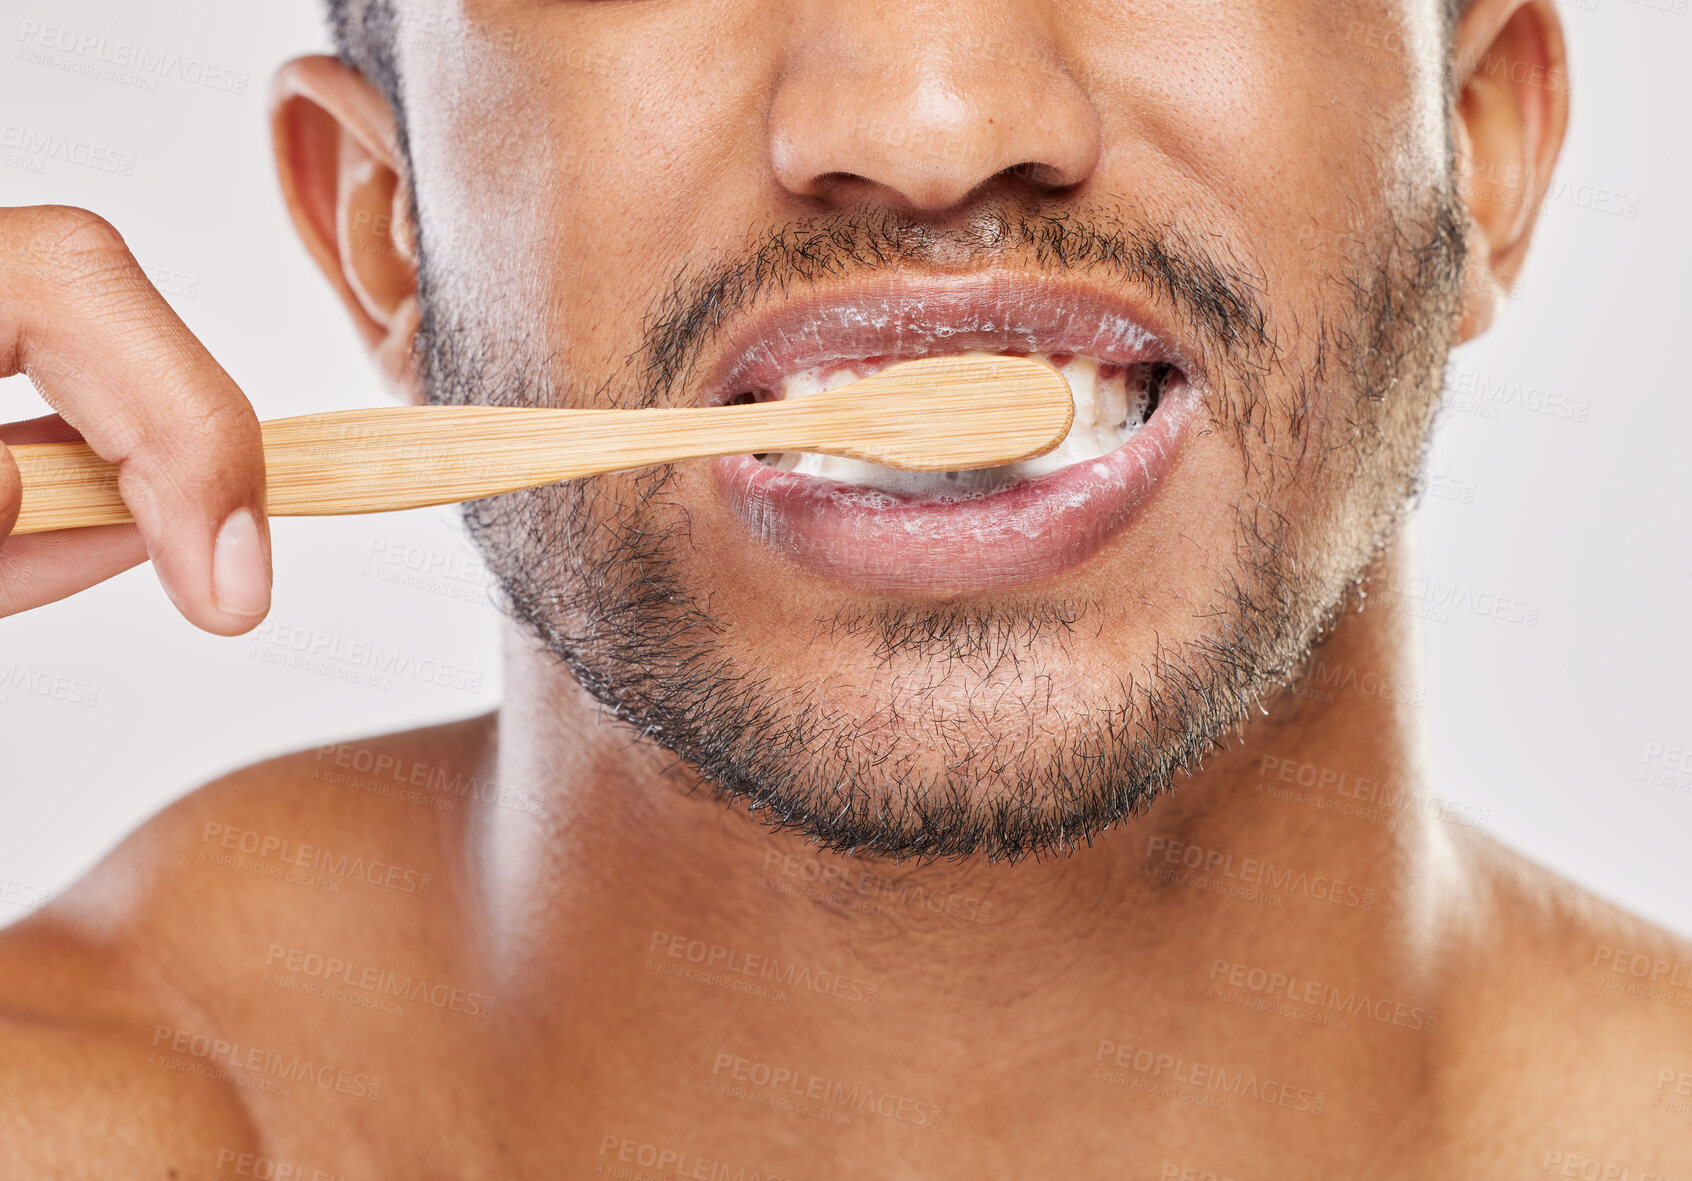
[726,349,1174,501]
[698,276,1199,591]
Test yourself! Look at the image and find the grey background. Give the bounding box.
[0,2,1687,933]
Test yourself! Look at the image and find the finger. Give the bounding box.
[0,412,85,445]
[0,205,271,635]
[0,524,150,617]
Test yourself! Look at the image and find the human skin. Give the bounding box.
[3,0,1691,1176]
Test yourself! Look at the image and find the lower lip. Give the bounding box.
[709,381,1194,593]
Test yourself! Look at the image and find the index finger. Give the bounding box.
[0,205,272,634]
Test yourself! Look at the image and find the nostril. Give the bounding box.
[1002,161,1069,189]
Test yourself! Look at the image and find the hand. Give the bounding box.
[0,205,271,634]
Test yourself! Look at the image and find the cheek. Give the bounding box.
[400,4,780,347]
[1076,2,1448,304]
[400,24,622,335]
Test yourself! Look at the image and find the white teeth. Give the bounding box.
[755,350,1158,498]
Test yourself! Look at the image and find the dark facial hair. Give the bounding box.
[416,192,1466,863]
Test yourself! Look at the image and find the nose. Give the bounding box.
[767,3,1101,212]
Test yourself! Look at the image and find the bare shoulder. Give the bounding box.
[1425,824,1692,1174]
[0,712,497,1176]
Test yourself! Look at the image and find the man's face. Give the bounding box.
[393,0,1465,858]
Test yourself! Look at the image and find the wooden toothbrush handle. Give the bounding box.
[5,403,793,536]
[6,356,1074,535]
[7,440,128,534]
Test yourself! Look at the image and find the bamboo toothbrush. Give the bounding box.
[7,354,1073,535]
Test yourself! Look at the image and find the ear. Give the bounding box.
[271,56,424,404]
[1450,0,1571,342]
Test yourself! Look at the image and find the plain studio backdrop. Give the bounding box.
[1,2,1688,935]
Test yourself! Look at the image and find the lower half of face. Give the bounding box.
[422,177,1463,860]
[374,0,1492,857]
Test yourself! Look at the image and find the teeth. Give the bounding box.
[753,349,1160,499]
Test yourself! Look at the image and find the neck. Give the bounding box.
[462,538,1462,1163]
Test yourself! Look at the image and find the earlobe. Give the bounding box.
[1456,208,1507,342]
[1449,0,1570,344]
[1453,116,1507,342]
[271,55,424,404]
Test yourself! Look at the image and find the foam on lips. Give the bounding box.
[742,349,1165,501]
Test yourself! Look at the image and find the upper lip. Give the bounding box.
[694,271,1195,408]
